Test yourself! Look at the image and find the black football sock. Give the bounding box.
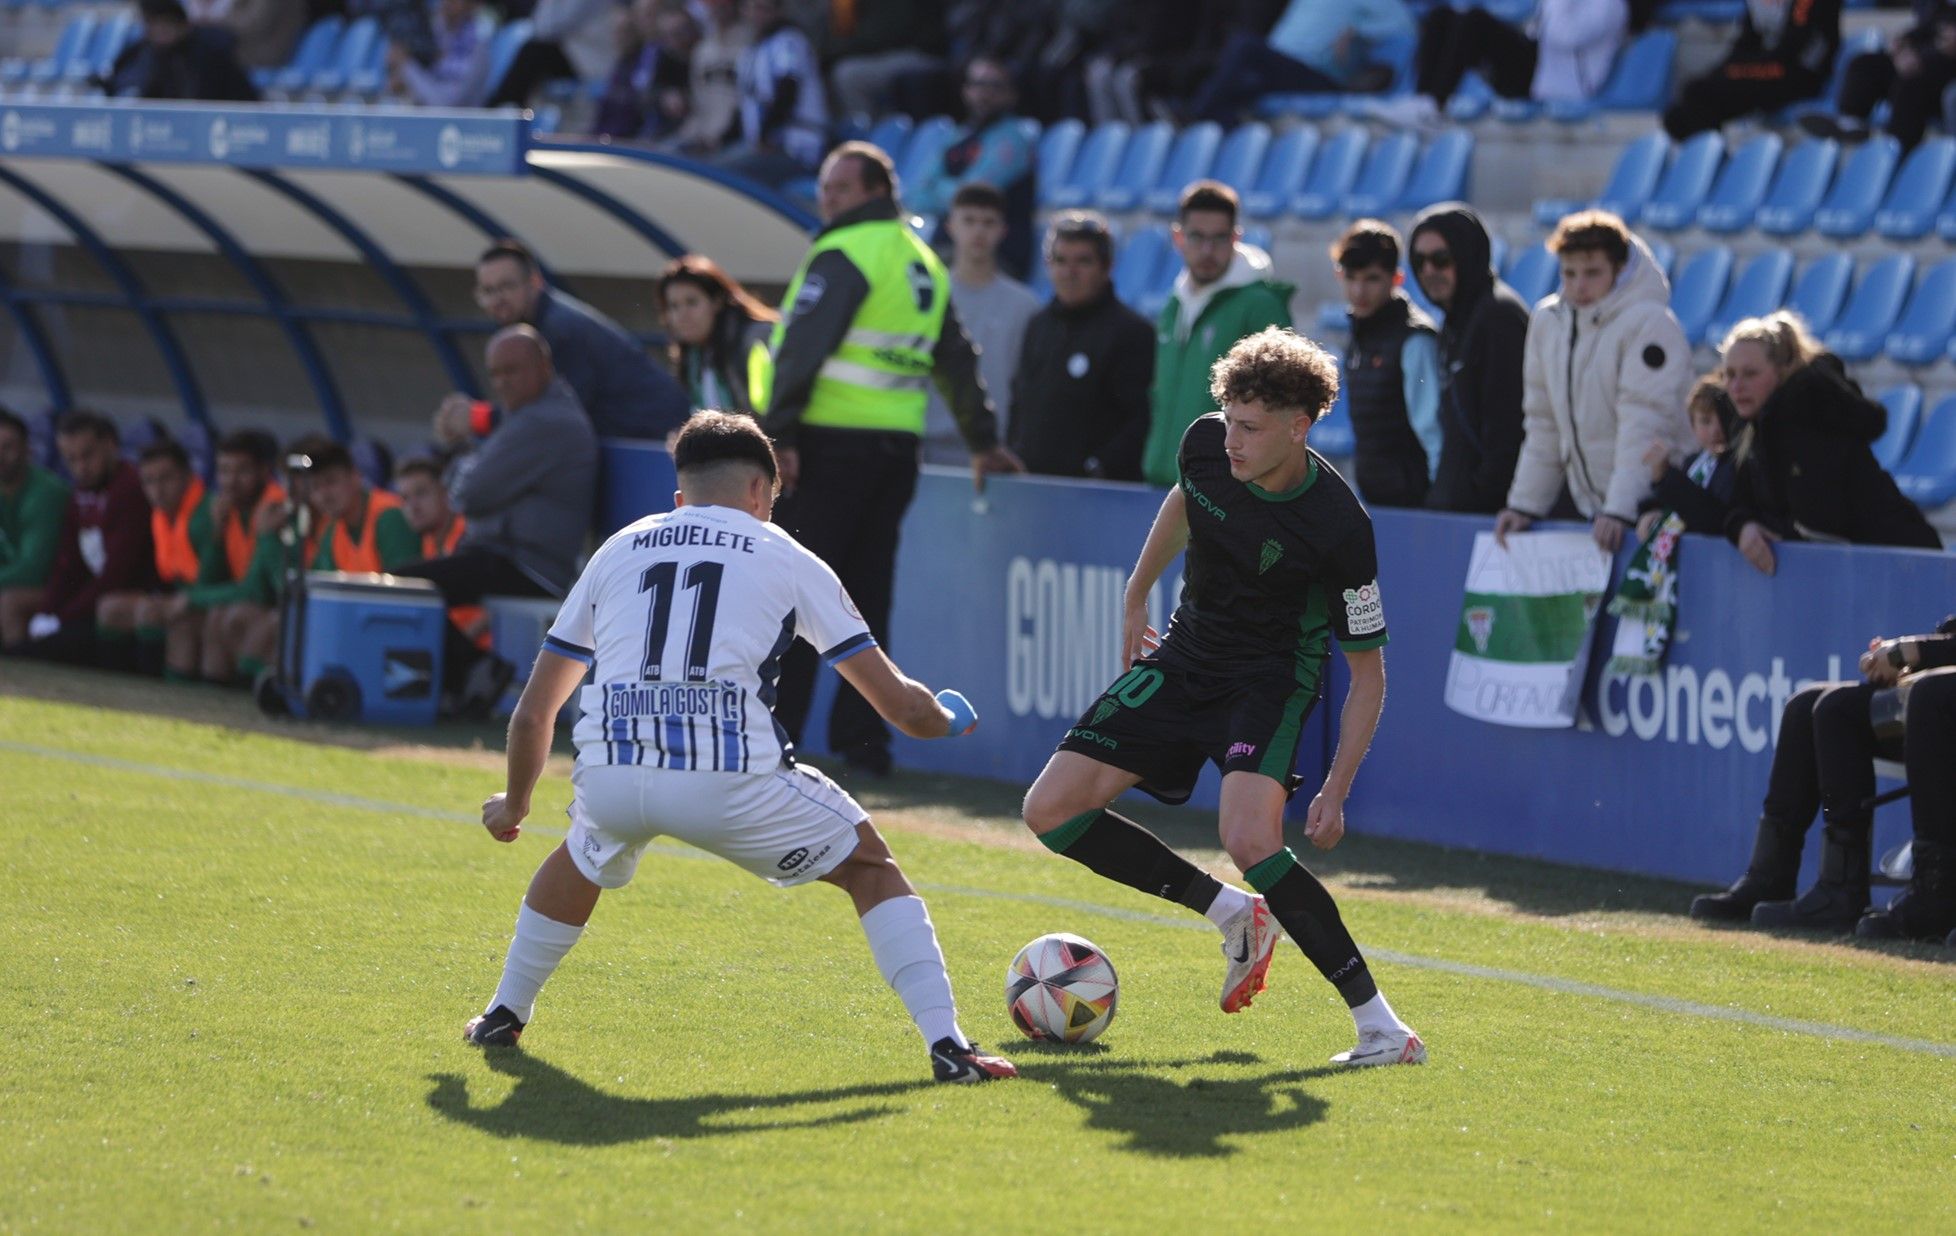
[1246,848,1377,1008]
[1040,809,1224,914]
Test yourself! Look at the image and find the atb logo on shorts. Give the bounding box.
[1258,538,1284,575]
[777,847,811,872]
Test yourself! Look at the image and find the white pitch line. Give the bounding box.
[7,739,1953,1061]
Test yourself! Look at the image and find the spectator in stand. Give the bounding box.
[1184,0,1413,124]
[349,0,438,70]
[306,442,418,573]
[1716,312,1942,574]
[664,0,747,158]
[890,0,1050,118]
[908,58,1037,280]
[185,0,304,70]
[1143,181,1293,488]
[1802,3,1956,150]
[103,0,260,102]
[1007,212,1153,480]
[1692,617,1956,938]
[824,0,948,119]
[1083,0,1268,127]
[922,183,1041,465]
[485,0,618,108]
[1331,219,1442,509]
[0,407,70,649]
[656,254,778,420]
[389,0,494,108]
[715,0,829,189]
[1408,202,1527,513]
[1497,210,1693,554]
[396,457,491,651]
[1636,377,1739,540]
[592,1,699,141]
[1663,0,1841,139]
[1379,0,1628,126]
[407,327,598,714]
[94,440,207,676]
[8,411,154,663]
[451,240,688,440]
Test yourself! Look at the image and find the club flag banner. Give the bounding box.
[1445,530,1612,728]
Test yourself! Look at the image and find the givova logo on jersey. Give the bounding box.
[1342,580,1385,636]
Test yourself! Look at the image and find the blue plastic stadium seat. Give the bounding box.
[1883,257,1956,365]
[70,10,133,85]
[1550,30,1677,121]
[865,114,913,166]
[305,15,377,95]
[1782,252,1854,337]
[1310,366,1356,457]
[1813,134,1902,238]
[1504,242,1557,306]
[894,114,956,198]
[1446,71,1494,122]
[1241,126,1317,219]
[4,12,92,87]
[1703,248,1794,348]
[270,16,344,94]
[531,104,563,136]
[1891,393,1956,508]
[1668,247,1733,345]
[1824,253,1916,362]
[1536,130,1667,228]
[1138,122,1223,214]
[1138,232,1182,318]
[1201,122,1271,206]
[1291,128,1369,220]
[482,18,531,97]
[1342,130,1419,216]
[1036,118,1085,209]
[1047,121,1129,210]
[1655,1,1744,19]
[1637,131,1724,229]
[1872,385,1923,472]
[1783,27,1883,123]
[1096,121,1175,212]
[1694,132,1782,233]
[1112,225,1171,308]
[1026,254,1053,302]
[1397,128,1473,212]
[1753,138,1839,235]
[1647,238,1676,277]
[1874,137,1956,240]
[1257,91,1342,120]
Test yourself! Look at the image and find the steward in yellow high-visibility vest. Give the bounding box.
[757,141,1023,775]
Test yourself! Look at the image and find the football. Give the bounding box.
[1004,932,1119,1043]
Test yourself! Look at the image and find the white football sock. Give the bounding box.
[488,903,585,1024]
[860,895,966,1048]
[1350,990,1410,1037]
[1203,882,1256,930]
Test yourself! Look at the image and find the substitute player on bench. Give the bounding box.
[1021,327,1427,1067]
[463,411,1017,1085]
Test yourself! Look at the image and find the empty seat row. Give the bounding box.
[0,9,135,90]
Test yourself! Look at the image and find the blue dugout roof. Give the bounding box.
[0,100,818,440]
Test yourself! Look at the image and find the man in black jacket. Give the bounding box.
[104,0,259,102]
[1007,213,1154,480]
[1408,203,1527,514]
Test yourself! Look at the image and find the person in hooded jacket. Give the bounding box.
[1143,180,1294,488]
[1716,311,1941,576]
[1407,203,1528,514]
[656,254,778,422]
[1496,211,1693,554]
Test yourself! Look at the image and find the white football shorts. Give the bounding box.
[564,762,867,890]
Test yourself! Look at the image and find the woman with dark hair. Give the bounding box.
[655,254,778,420]
[1716,311,1940,575]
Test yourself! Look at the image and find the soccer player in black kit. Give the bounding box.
[1021,326,1425,1067]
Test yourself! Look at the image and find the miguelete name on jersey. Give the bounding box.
[632,525,757,554]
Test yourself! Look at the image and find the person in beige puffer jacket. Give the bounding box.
[1495,210,1694,553]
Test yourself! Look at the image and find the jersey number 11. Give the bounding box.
[641,560,724,681]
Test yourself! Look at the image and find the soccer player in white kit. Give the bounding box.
[463,412,1017,1084]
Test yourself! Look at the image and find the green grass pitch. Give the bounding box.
[3,686,1953,1232]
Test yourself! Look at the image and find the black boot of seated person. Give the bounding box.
[1752,820,1871,931]
[1690,814,1803,922]
[1856,839,1956,941]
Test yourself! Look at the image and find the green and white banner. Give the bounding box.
[1445,531,1612,728]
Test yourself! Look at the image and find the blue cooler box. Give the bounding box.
[300,572,446,726]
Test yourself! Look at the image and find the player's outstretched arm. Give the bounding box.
[1305,646,1387,851]
[482,649,586,843]
[1121,487,1189,665]
[835,648,974,739]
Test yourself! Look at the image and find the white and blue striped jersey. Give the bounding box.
[544,504,874,774]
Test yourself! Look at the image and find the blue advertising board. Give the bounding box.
[0,101,528,176]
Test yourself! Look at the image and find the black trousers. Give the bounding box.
[769,427,919,762]
[1761,682,1879,829]
[393,546,551,691]
[1903,670,1956,846]
[1838,48,1956,149]
[1663,67,1824,139]
[486,40,575,108]
[1415,7,1538,104]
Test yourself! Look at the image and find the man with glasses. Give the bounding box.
[1407,202,1527,514]
[1142,181,1293,488]
[908,57,1038,278]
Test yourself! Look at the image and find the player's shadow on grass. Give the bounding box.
[1010,1047,1340,1158]
[425,1050,929,1145]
